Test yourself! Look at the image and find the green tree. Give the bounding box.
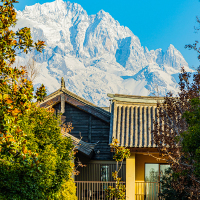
[0,105,76,199]
[159,168,189,200]
[152,68,200,199]
[181,97,200,178]
[0,0,77,199]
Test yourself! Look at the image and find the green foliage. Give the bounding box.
[159,168,189,200]
[55,178,77,200]
[182,97,200,178]
[0,0,45,64]
[0,0,76,199]
[0,90,75,200]
[34,84,47,102]
[105,172,126,200]
[153,68,200,198]
[105,139,130,200]
[111,139,130,162]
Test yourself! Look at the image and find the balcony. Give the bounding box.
[75,181,125,200]
[75,181,159,200]
[135,181,159,200]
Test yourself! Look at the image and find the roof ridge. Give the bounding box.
[42,87,110,117]
[62,88,110,117]
[43,89,62,102]
[62,88,97,107]
[108,93,165,99]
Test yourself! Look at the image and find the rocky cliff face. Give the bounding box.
[15,0,191,106]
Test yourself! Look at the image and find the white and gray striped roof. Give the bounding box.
[108,94,164,148]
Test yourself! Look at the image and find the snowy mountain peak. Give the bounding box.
[166,44,182,56]
[54,0,66,8]
[65,1,85,12]
[19,0,87,21]
[168,44,176,50]
[15,0,191,106]
[96,9,110,18]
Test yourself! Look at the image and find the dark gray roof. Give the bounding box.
[63,131,95,157]
[43,87,110,117]
[40,84,110,123]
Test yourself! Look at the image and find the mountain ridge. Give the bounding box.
[15,0,191,106]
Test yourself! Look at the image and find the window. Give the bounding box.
[145,163,170,200]
[145,164,159,182]
[101,165,109,182]
[145,163,170,182]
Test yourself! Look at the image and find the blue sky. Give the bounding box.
[15,0,200,68]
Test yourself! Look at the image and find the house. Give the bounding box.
[40,78,169,200]
[108,93,170,200]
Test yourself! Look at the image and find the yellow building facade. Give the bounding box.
[126,152,168,200]
[108,94,169,200]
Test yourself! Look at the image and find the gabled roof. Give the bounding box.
[40,78,110,123]
[108,93,164,148]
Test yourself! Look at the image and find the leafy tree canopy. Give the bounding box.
[0,0,76,199]
[153,68,200,199]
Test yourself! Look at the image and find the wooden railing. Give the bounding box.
[135,181,159,200]
[75,181,125,200]
[75,181,159,200]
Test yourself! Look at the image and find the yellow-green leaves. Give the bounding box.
[105,139,130,200]
[0,0,45,64]
[0,1,75,199]
[35,84,47,102]
[110,138,130,162]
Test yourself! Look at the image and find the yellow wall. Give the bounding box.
[126,153,135,200]
[126,151,167,200]
[135,153,166,181]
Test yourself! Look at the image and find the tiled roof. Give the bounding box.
[40,83,110,124]
[109,94,164,147]
[63,131,95,157]
[41,87,110,121]
[61,87,110,118]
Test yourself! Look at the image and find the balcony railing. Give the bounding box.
[75,181,159,200]
[75,181,125,200]
[135,181,159,200]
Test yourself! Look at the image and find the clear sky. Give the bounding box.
[15,0,200,68]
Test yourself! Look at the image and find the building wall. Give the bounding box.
[53,102,112,160]
[75,160,126,182]
[126,151,168,200]
[135,153,167,181]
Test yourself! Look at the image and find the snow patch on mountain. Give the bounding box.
[15,0,192,106]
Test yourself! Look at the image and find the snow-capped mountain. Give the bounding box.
[15,0,191,106]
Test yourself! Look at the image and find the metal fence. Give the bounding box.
[75,181,125,200]
[135,182,159,200]
[75,181,159,200]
